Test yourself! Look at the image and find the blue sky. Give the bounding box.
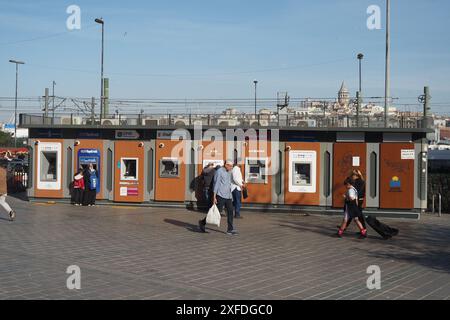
[0,0,450,118]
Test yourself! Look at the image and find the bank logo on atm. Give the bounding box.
[389,176,402,192]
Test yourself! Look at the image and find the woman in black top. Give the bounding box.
[348,169,366,229]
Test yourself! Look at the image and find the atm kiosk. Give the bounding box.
[242,138,273,204]
[36,141,62,192]
[283,142,322,206]
[288,151,317,194]
[114,141,145,203]
[77,149,101,193]
[245,158,268,184]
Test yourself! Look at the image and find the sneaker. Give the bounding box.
[198,220,206,233]
[227,230,239,235]
[337,229,344,238]
[9,210,15,221]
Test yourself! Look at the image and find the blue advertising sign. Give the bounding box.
[77,149,101,193]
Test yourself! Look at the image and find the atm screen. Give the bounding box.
[294,163,312,186]
[160,159,180,178]
[249,166,260,174]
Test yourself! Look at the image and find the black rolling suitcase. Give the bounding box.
[366,216,399,240]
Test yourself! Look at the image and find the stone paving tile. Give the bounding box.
[0,196,449,300]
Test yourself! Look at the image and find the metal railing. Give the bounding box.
[7,170,28,193]
[431,193,442,217]
[20,113,428,129]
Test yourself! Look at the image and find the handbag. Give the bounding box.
[206,204,221,227]
[242,187,248,199]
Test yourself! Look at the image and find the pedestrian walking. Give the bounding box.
[231,162,245,219]
[337,178,367,238]
[0,159,16,221]
[199,160,238,235]
[344,169,367,230]
[73,169,85,206]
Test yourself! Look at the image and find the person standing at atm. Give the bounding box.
[231,162,245,219]
[73,169,85,206]
[83,164,98,207]
[201,163,216,208]
[199,160,238,235]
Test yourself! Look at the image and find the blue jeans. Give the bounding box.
[232,189,242,218]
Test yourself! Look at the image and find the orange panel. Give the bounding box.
[113,141,145,203]
[154,139,187,202]
[34,139,64,199]
[195,140,228,202]
[284,142,321,206]
[73,140,105,200]
[243,140,272,204]
[380,143,415,209]
[333,143,366,208]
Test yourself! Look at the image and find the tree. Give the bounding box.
[0,131,13,147]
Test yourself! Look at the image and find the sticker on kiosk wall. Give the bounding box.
[120,187,138,197]
[401,149,415,160]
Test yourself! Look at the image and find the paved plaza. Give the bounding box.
[0,196,449,300]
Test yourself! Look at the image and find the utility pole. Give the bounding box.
[384,0,391,127]
[44,88,49,118]
[253,80,258,118]
[419,86,432,129]
[356,91,361,127]
[95,18,105,118]
[52,81,56,122]
[91,97,96,124]
[9,59,25,148]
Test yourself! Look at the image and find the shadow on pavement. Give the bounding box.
[279,216,450,273]
[164,218,226,234]
[7,192,29,202]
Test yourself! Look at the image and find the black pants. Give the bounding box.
[83,189,97,206]
[346,199,366,229]
[73,188,83,205]
[201,195,234,232]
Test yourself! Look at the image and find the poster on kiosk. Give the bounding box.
[77,149,101,193]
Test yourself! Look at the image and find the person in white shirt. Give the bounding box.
[231,162,245,219]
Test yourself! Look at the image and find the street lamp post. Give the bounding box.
[357,53,364,127]
[384,0,391,127]
[95,18,104,119]
[253,80,258,118]
[357,53,364,94]
[9,59,25,148]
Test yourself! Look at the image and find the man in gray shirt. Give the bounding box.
[199,160,238,235]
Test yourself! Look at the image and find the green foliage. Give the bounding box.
[0,131,27,147]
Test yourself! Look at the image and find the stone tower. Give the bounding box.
[338,81,350,107]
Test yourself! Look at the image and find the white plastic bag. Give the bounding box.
[206,204,221,227]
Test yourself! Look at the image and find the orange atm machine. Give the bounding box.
[333,143,367,208]
[114,140,145,203]
[284,142,321,206]
[154,138,188,202]
[242,138,272,204]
